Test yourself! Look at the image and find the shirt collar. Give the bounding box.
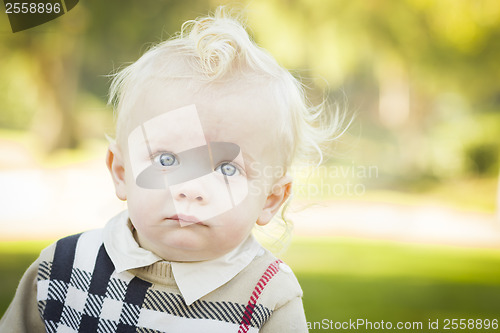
[103,211,262,305]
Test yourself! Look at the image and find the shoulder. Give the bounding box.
[239,248,303,308]
[38,229,105,264]
[38,212,127,264]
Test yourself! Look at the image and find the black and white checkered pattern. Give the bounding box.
[37,233,152,333]
[37,231,273,332]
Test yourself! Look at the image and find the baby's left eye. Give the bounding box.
[215,162,240,176]
[154,152,179,167]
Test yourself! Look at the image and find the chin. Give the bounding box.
[162,233,207,252]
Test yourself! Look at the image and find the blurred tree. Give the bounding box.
[246,0,500,180]
[1,0,499,182]
[0,5,86,152]
[0,0,220,151]
[247,0,500,102]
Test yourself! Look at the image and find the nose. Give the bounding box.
[172,181,208,204]
[177,192,203,201]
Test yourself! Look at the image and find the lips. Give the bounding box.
[168,214,204,227]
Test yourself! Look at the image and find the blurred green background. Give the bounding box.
[1,0,500,331]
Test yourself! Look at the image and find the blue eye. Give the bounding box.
[155,152,178,167]
[215,162,239,176]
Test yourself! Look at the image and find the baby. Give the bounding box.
[1,7,341,333]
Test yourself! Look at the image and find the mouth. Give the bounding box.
[168,214,205,227]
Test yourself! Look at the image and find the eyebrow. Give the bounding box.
[241,151,255,164]
[139,135,179,156]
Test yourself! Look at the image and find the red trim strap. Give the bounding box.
[238,259,283,333]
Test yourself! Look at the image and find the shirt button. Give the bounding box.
[279,262,292,273]
[256,248,265,257]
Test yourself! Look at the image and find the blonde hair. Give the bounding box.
[108,7,348,252]
[109,6,345,166]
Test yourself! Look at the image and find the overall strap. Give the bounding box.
[238,259,283,333]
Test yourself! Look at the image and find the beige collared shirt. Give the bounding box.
[103,211,263,305]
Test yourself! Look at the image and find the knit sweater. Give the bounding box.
[0,220,307,332]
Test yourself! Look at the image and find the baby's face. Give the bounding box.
[117,81,287,261]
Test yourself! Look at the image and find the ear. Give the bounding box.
[256,174,292,226]
[106,143,127,201]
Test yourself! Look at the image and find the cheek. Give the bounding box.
[247,178,265,198]
[126,192,152,227]
[209,176,264,222]
[247,175,272,204]
[232,186,267,222]
[223,176,249,205]
[127,190,171,239]
[127,187,173,218]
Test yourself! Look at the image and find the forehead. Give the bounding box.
[126,79,282,159]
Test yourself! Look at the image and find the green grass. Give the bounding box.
[282,237,500,332]
[1,238,500,332]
